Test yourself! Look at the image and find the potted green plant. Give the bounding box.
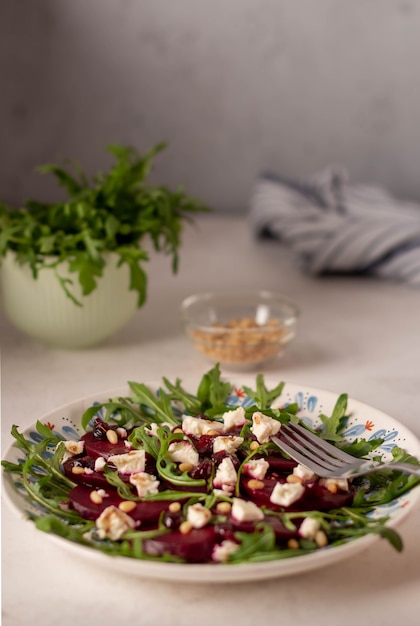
[0,143,208,348]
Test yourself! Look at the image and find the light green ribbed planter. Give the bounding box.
[0,252,139,349]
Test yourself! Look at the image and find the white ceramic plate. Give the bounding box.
[3,379,420,583]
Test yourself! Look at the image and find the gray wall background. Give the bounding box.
[1,0,420,212]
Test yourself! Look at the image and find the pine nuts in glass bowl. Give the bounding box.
[181,290,299,368]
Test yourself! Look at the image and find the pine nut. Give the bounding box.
[326,483,338,494]
[180,521,193,535]
[315,530,328,547]
[106,429,118,444]
[90,491,103,504]
[286,474,302,484]
[179,462,194,473]
[249,441,260,451]
[173,427,183,434]
[207,429,220,436]
[216,502,231,515]
[71,465,85,475]
[169,502,181,513]
[287,538,300,550]
[119,500,137,513]
[247,479,265,490]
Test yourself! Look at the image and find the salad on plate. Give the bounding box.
[3,364,420,568]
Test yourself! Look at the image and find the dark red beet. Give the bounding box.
[143,526,217,562]
[240,476,354,512]
[264,452,298,472]
[300,482,355,510]
[82,431,129,459]
[195,434,217,456]
[215,514,299,543]
[264,515,300,540]
[190,460,213,480]
[68,485,170,528]
[63,457,111,488]
[240,476,280,506]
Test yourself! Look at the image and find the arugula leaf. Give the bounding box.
[201,363,232,411]
[0,143,209,307]
[128,383,179,426]
[229,523,277,563]
[242,375,285,409]
[340,437,384,458]
[319,393,348,442]
[162,377,202,415]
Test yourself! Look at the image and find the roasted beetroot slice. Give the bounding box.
[63,459,111,488]
[216,514,299,543]
[68,485,171,527]
[240,476,279,505]
[300,482,355,511]
[69,485,123,520]
[143,527,217,563]
[265,452,298,472]
[264,515,300,540]
[81,431,129,459]
[241,476,354,512]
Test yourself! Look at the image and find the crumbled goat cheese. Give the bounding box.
[94,456,106,472]
[299,516,321,539]
[61,440,85,463]
[95,505,136,540]
[293,464,317,482]
[243,458,270,480]
[213,457,237,494]
[270,481,305,507]
[212,540,239,563]
[145,422,174,437]
[187,503,212,529]
[108,449,146,474]
[181,415,224,436]
[231,497,264,522]
[250,412,281,444]
[129,472,160,497]
[221,406,248,432]
[167,441,199,466]
[213,436,244,456]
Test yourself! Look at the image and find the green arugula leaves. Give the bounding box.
[0,143,208,306]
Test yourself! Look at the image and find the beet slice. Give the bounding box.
[240,476,354,511]
[81,431,130,459]
[143,526,217,562]
[300,482,355,510]
[265,452,298,472]
[63,457,112,488]
[215,513,300,545]
[68,485,170,528]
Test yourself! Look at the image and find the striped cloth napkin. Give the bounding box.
[249,166,420,285]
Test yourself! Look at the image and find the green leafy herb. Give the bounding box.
[0,143,209,306]
[242,375,285,409]
[319,393,349,442]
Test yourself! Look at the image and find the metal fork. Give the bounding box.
[271,421,420,479]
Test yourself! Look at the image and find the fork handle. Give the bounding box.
[345,461,420,479]
[382,462,420,477]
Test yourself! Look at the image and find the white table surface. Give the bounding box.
[2,213,420,626]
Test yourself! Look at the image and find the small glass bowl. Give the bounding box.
[181,289,299,367]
